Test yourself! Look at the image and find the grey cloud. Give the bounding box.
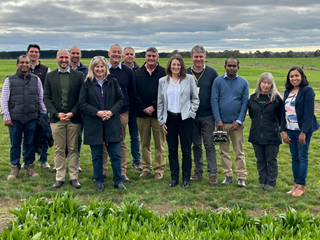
[0,0,320,52]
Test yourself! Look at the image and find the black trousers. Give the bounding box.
[252,143,279,187]
[166,113,193,182]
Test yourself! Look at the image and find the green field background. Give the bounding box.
[1,57,320,100]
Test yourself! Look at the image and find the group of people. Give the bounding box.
[1,44,318,197]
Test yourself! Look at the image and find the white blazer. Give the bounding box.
[157,74,199,126]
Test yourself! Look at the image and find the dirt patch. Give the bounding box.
[0,198,23,235]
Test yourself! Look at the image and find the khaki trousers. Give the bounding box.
[51,121,81,181]
[218,123,247,179]
[137,117,166,174]
[103,111,128,175]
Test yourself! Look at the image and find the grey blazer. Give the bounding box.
[157,74,199,126]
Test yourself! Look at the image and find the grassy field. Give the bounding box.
[1,57,320,99]
[1,58,320,234]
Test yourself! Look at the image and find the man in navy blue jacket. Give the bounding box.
[103,44,136,183]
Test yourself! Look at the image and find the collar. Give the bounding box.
[223,73,238,79]
[70,62,81,70]
[58,67,71,73]
[108,62,122,69]
[191,64,206,73]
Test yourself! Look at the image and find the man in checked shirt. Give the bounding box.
[1,55,47,180]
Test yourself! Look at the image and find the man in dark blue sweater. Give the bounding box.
[187,45,219,186]
[103,44,136,183]
[211,58,249,187]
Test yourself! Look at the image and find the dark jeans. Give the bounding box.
[128,109,141,164]
[192,115,217,176]
[90,142,122,185]
[78,123,84,157]
[287,130,312,186]
[9,120,37,169]
[252,143,279,187]
[166,113,193,182]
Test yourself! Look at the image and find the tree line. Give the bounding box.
[0,49,320,59]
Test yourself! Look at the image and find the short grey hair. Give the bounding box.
[191,45,206,57]
[146,47,158,56]
[123,46,135,55]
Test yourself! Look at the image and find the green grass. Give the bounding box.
[1,58,320,213]
[4,192,320,239]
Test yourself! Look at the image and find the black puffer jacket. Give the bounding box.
[248,93,283,145]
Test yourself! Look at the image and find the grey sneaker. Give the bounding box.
[238,179,246,187]
[132,163,143,171]
[257,184,265,189]
[263,185,274,191]
[41,162,51,169]
[78,166,83,173]
[221,176,233,185]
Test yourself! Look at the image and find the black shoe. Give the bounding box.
[181,181,189,188]
[238,179,246,187]
[51,167,56,173]
[168,180,179,187]
[103,175,107,180]
[121,175,130,182]
[96,183,104,191]
[69,179,81,189]
[114,183,126,190]
[52,181,64,188]
[78,166,83,173]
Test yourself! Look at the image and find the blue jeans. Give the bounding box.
[9,120,37,169]
[287,130,312,186]
[128,109,141,164]
[90,142,122,184]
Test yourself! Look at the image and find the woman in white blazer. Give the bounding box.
[157,54,199,188]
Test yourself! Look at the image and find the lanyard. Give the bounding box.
[191,66,206,85]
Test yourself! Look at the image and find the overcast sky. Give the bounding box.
[1,0,320,53]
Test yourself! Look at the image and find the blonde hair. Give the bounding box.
[251,72,282,102]
[85,56,110,82]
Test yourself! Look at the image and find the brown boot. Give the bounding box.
[286,183,298,195]
[7,165,19,180]
[209,175,218,186]
[25,164,40,178]
[190,171,203,181]
[292,184,305,197]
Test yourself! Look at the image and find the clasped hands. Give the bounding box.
[97,110,113,121]
[58,112,74,121]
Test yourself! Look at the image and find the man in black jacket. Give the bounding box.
[25,44,51,169]
[134,47,166,180]
[122,47,142,171]
[44,49,83,189]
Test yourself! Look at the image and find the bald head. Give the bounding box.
[56,49,70,71]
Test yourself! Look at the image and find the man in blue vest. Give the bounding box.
[1,55,47,180]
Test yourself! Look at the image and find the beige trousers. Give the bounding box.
[51,121,81,181]
[137,117,166,174]
[218,123,247,179]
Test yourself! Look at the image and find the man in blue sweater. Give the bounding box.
[211,58,249,187]
[187,45,219,186]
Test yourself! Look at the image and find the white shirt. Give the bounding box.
[167,77,181,113]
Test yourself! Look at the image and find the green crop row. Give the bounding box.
[2,191,320,239]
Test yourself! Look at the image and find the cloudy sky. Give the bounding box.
[1,0,320,53]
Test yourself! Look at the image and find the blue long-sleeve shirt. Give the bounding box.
[211,73,249,124]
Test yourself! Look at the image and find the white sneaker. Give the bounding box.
[21,162,25,168]
[41,162,51,169]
